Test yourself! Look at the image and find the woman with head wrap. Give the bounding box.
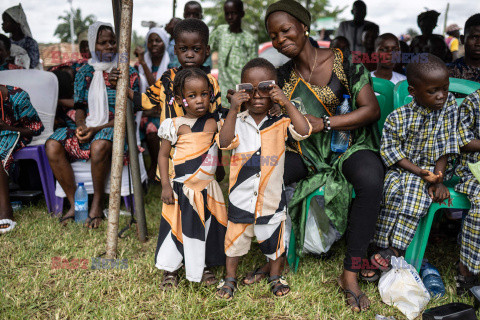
[259,0,383,312]
[2,4,39,69]
[46,22,139,229]
[134,28,170,180]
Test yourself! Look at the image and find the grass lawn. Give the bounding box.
[1,183,479,319]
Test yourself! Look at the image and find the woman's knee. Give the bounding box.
[45,139,64,159]
[90,140,112,162]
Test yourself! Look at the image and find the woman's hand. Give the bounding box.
[108,68,121,88]
[161,185,175,205]
[230,90,250,113]
[304,114,324,133]
[134,46,145,63]
[226,89,236,104]
[76,125,98,144]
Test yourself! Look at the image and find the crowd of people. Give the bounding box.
[1,0,480,313]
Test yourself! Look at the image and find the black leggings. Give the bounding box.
[283,150,384,272]
[341,150,385,272]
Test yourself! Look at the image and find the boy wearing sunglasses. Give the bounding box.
[216,58,311,299]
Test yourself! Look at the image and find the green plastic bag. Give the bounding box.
[468,161,480,182]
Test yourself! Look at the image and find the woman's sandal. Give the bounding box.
[85,214,104,229]
[201,268,218,286]
[268,275,290,297]
[59,215,74,225]
[455,268,479,296]
[242,267,269,285]
[339,287,366,313]
[359,268,381,283]
[160,271,179,290]
[370,248,399,272]
[0,219,17,234]
[216,277,237,301]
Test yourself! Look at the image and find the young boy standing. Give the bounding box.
[454,88,480,295]
[370,33,406,85]
[210,0,257,105]
[372,54,459,271]
[216,58,311,299]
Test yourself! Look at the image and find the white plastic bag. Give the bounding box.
[378,256,430,320]
[302,195,337,255]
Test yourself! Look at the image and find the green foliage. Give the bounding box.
[406,27,420,38]
[53,8,96,43]
[204,0,344,44]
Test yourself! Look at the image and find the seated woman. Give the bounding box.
[262,0,384,312]
[2,4,40,69]
[134,28,170,180]
[45,21,139,229]
[0,84,44,233]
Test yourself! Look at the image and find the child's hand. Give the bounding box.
[419,169,443,184]
[269,84,290,107]
[226,89,236,104]
[134,46,145,63]
[230,90,250,112]
[161,186,175,205]
[108,68,121,88]
[428,183,451,205]
[269,103,282,117]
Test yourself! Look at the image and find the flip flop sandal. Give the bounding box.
[339,287,365,312]
[0,219,16,234]
[85,214,104,229]
[216,277,237,301]
[370,248,398,272]
[242,267,269,285]
[59,215,74,225]
[160,271,179,290]
[359,268,381,283]
[268,275,290,298]
[201,269,218,286]
[455,263,479,296]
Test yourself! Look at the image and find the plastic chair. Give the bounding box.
[372,77,395,133]
[0,70,58,213]
[53,111,147,216]
[405,176,471,272]
[394,78,480,109]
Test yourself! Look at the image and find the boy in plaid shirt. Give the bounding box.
[454,89,480,295]
[371,54,459,272]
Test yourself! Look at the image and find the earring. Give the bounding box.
[183,99,188,107]
[305,30,309,37]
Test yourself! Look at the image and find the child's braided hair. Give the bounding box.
[173,67,210,98]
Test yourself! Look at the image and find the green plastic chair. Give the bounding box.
[405,176,471,272]
[288,79,395,271]
[393,78,480,109]
[372,77,395,133]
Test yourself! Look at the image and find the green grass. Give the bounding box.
[1,184,479,319]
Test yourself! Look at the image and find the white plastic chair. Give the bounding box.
[0,70,58,213]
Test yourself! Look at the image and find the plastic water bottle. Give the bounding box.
[74,182,88,223]
[420,261,445,297]
[331,94,352,153]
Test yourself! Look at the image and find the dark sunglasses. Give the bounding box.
[235,80,275,97]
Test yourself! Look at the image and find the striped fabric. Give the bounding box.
[375,94,459,250]
[455,89,480,274]
[0,85,43,174]
[47,63,139,161]
[154,114,227,282]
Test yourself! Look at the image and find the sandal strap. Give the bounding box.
[253,267,268,276]
[217,277,237,297]
[268,276,290,295]
[343,289,361,306]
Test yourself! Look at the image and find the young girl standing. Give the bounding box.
[155,68,227,289]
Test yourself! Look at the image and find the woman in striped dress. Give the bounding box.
[45,21,139,228]
[155,68,227,289]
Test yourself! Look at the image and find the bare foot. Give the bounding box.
[85,204,104,229]
[243,263,270,285]
[59,207,75,226]
[338,270,370,312]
